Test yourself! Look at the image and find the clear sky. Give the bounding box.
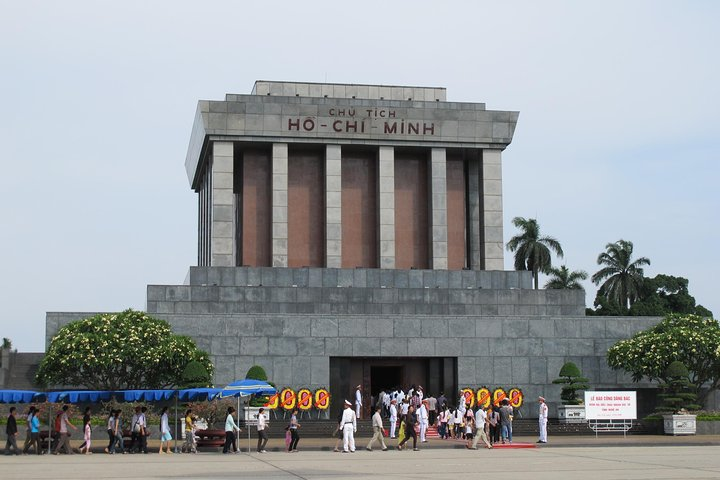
[1,1,718,352]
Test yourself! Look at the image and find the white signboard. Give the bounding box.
[584,391,637,420]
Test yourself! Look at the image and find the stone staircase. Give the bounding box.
[260,418,651,438]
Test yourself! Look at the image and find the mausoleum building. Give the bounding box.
[47,81,661,418]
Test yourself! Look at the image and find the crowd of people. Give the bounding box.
[4,387,545,456]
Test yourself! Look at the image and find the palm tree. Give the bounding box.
[591,239,650,310]
[544,265,588,290]
[506,217,564,289]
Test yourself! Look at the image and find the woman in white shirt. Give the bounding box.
[223,407,241,454]
[159,406,172,454]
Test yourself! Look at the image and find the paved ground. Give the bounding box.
[4,435,720,480]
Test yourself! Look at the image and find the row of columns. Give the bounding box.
[208,142,504,270]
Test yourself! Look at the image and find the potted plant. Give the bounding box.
[656,361,701,435]
[553,361,590,423]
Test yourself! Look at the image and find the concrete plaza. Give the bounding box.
[4,436,720,480]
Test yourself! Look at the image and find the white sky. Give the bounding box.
[1,1,718,352]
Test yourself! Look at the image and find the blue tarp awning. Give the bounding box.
[0,390,44,404]
[119,390,176,402]
[178,388,222,401]
[46,390,115,403]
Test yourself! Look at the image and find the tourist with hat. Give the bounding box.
[537,396,548,443]
[340,399,357,453]
[365,405,388,451]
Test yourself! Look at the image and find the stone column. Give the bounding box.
[481,149,504,270]
[326,145,342,268]
[211,141,235,266]
[430,148,448,269]
[378,146,395,269]
[272,143,289,267]
[467,150,481,270]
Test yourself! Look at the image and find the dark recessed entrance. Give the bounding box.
[329,357,457,418]
[370,366,403,394]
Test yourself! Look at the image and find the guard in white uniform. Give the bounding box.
[355,385,362,419]
[389,399,398,438]
[341,399,357,452]
[537,396,548,443]
[418,401,429,442]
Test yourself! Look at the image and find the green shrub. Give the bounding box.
[182,360,212,388]
[655,361,702,414]
[245,365,268,381]
[552,362,590,405]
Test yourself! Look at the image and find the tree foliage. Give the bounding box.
[607,313,720,404]
[36,309,214,390]
[544,265,588,290]
[591,239,650,311]
[588,274,712,317]
[551,362,589,405]
[506,217,564,290]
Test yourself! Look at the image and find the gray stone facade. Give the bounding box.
[45,267,662,418]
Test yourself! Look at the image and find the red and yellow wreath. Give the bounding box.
[280,387,296,410]
[297,388,313,411]
[314,388,330,410]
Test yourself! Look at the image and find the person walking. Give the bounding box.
[471,405,492,450]
[537,396,548,443]
[5,407,21,455]
[110,410,125,454]
[21,406,35,453]
[397,405,419,451]
[389,399,398,438]
[23,407,41,455]
[256,407,269,453]
[340,399,357,453]
[77,407,92,453]
[365,406,388,451]
[182,409,197,454]
[288,409,300,452]
[53,405,77,455]
[158,406,173,454]
[499,399,514,444]
[79,412,92,454]
[104,410,115,453]
[223,407,241,454]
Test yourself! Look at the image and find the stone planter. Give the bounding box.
[663,414,696,435]
[557,405,586,423]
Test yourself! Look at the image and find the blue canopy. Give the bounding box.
[46,390,114,403]
[178,388,222,401]
[0,390,43,404]
[219,379,276,398]
[119,389,176,402]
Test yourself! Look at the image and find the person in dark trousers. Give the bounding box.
[397,405,419,451]
[256,408,269,453]
[288,409,300,452]
[223,407,241,454]
[5,407,21,455]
